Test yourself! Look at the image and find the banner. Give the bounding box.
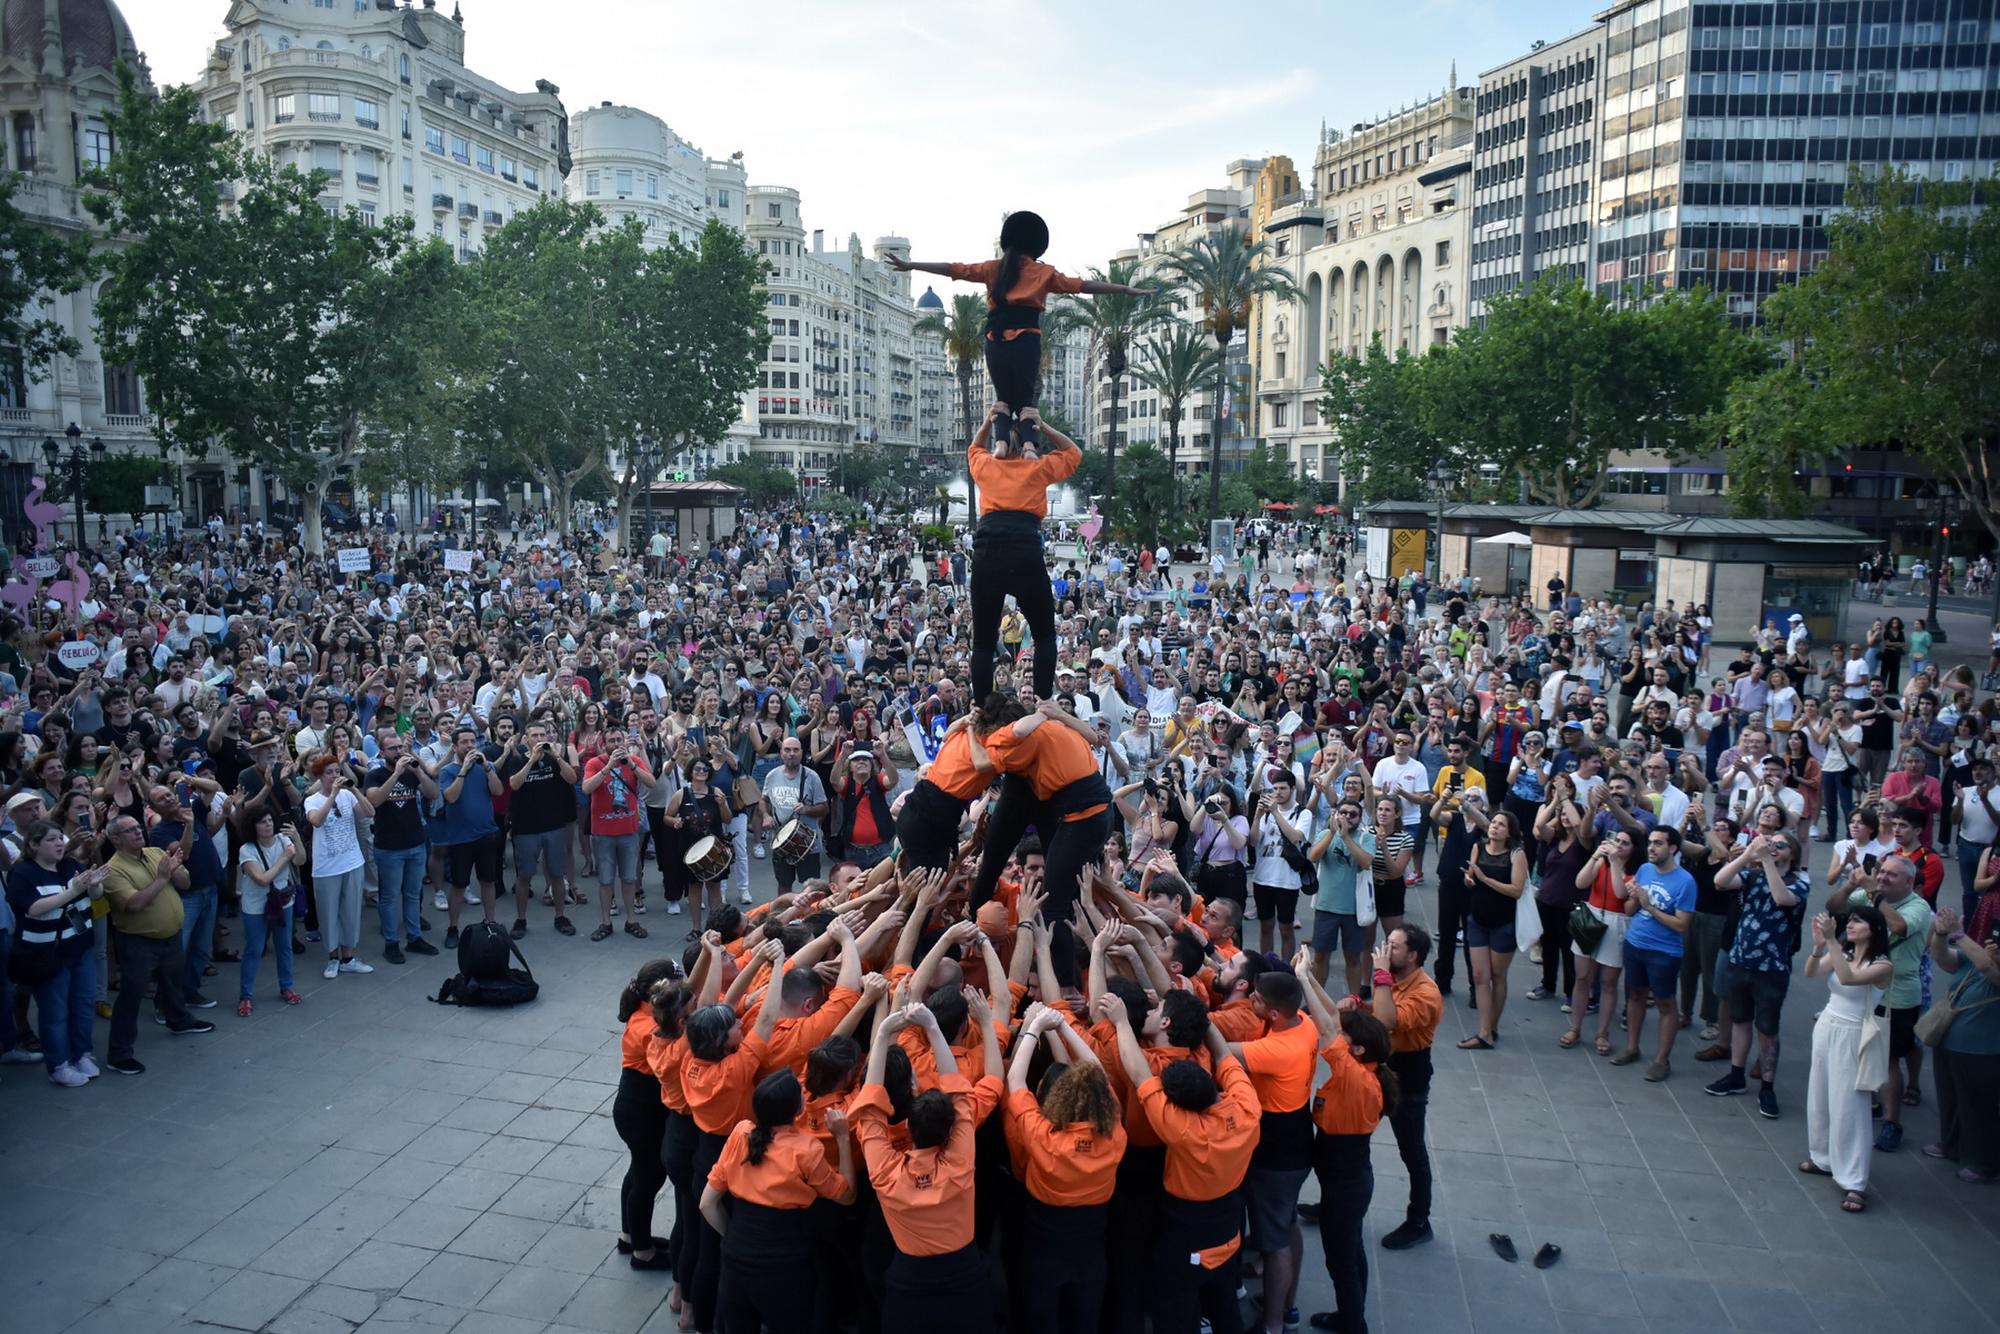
[337,547,371,573]
[443,549,474,573]
[55,641,101,670]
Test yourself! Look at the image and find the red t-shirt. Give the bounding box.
[584,756,641,836]
[846,774,889,846]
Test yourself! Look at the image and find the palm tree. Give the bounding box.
[1133,322,1223,506]
[916,292,988,519]
[1156,229,1302,519]
[1050,258,1163,499]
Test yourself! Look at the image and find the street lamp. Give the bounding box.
[1427,460,1457,585]
[1927,491,1960,643]
[42,423,105,549]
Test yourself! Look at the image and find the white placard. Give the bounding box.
[442,549,474,573]
[23,557,58,579]
[55,641,101,670]
[337,547,371,573]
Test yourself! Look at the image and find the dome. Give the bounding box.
[2,0,143,76]
[915,286,943,310]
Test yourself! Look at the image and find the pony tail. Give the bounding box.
[1375,1063,1402,1118]
[991,247,1025,306]
[745,1124,774,1166]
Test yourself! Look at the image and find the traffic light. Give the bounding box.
[1941,525,1951,538]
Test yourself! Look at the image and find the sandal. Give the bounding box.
[1594,1038,1613,1056]
[590,924,613,942]
[1798,1159,1831,1176]
[212,948,241,963]
[1839,1190,1866,1213]
[569,887,590,906]
[1558,1029,1581,1049]
[1457,1036,1494,1051]
[542,888,557,908]
[202,964,218,978]
[624,922,648,940]
[1902,1088,1921,1108]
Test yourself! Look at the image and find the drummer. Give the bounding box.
[758,736,829,892]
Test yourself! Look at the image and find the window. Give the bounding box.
[1270,402,1289,428]
[715,188,730,211]
[424,125,443,155]
[79,126,111,168]
[475,145,493,174]
[313,0,333,8]
[218,109,236,133]
[277,36,289,50]
[585,170,599,195]
[402,157,413,192]
[1742,26,1760,46]
[522,166,537,190]
[769,202,781,219]
[307,92,339,121]
[615,169,632,196]
[0,344,25,409]
[357,204,375,226]
[354,98,380,129]
[646,172,658,199]
[400,53,411,83]
[450,135,469,164]
[500,154,516,180]
[273,93,296,123]
[103,362,142,416]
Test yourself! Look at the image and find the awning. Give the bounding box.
[1262,501,1296,511]
[1475,530,1534,547]
[1312,504,1342,515]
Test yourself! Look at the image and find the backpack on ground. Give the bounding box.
[431,920,539,1007]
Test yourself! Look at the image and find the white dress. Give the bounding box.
[1806,962,1884,1193]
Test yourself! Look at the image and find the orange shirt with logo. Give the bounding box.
[1001,1087,1127,1207]
[705,1121,850,1210]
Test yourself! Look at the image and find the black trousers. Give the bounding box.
[898,781,970,874]
[969,780,1109,990]
[883,1243,993,1334]
[1385,1048,1433,1226]
[1017,1197,1109,1334]
[108,930,191,1062]
[1102,1146,1164,1334]
[612,1067,666,1247]
[1312,1134,1374,1334]
[1146,1193,1243,1334]
[984,331,1041,416]
[719,1201,813,1334]
[1538,898,1577,997]
[805,1196,866,1334]
[970,515,1056,702]
[1433,868,1469,993]
[1935,1047,2000,1176]
[661,1111,699,1289]
[687,1129,728,1330]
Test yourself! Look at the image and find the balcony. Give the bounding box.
[458,201,478,221]
[354,172,378,189]
[356,117,380,131]
[432,193,453,212]
[307,110,341,123]
[483,210,503,227]
[451,152,470,165]
[274,112,295,124]
[501,171,517,183]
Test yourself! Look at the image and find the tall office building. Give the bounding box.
[1470,29,1604,317]
[1595,0,1999,323]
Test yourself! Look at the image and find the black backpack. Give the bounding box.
[431,920,539,1007]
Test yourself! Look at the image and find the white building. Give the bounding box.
[196,0,568,263]
[0,0,165,539]
[1256,87,1475,498]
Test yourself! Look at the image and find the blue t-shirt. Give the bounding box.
[1727,867,1808,973]
[1314,829,1364,915]
[149,795,224,893]
[437,759,498,843]
[1625,862,1697,957]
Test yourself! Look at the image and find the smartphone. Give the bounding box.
[76,810,91,832]
[175,780,191,805]
[1862,854,1880,875]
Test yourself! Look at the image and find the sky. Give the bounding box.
[123,0,1589,276]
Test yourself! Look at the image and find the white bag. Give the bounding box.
[1355,872,1377,928]
[1514,888,1544,952]
[1854,1008,1889,1094]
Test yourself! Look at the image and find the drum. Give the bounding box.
[771,818,819,866]
[684,835,734,882]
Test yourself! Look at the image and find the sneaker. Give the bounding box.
[1705,1070,1747,1097]
[740,889,753,906]
[1245,901,1260,921]
[1529,943,1544,966]
[323,959,340,980]
[48,1062,89,1088]
[752,842,768,860]
[1380,1220,1433,1250]
[668,901,682,916]
[1296,1201,1321,1225]
[463,887,481,905]
[420,917,432,933]
[434,889,449,910]
[237,998,253,1017]
[1526,985,1552,1002]
[553,916,575,937]
[185,992,218,1009]
[1560,1001,1573,1015]
[383,942,406,965]
[281,989,302,1005]
[338,959,374,975]
[1875,1122,1904,1153]
[510,919,527,941]
[1699,1023,1720,1042]
[0,1048,39,1065]
[1757,1084,1780,1119]
[73,1054,99,1079]
[107,1056,145,1075]
[1695,1043,1730,1062]
[167,1019,216,1036]
[406,937,439,956]
[304,930,322,944]
[444,927,460,949]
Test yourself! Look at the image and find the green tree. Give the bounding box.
[1419,277,1757,506]
[1133,321,1221,504]
[916,293,988,517]
[1110,442,1180,548]
[1319,335,1443,502]
[837,442,898,502]
[88,66,458,552]
[713,458,797,506]
[0,173,95,379]
[83,452,159,520]
[1049,258,1164,497]
[1154,230,1301,519]
[1235,441,1300,508]
[1724,170,1999,538]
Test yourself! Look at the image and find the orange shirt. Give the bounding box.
[947,257,1085,334]
[1238,1016,1319,1114]
[897,1010,1013,1094]
[1311,1039,1385,1137]
[705,1120,849,1210]
[649,1033,692,1114]
[1088,1022,1212,1149]
[1386,968,1443,1055]
[851,1072,1000,1256]
[682,1033,770,1135]
[620,1009,657,1073]
[984,722,1106,822]
[1001,1088,1126,1207]
[924,731,988,803]
[968,445,1080,519]
[761,984,860,1081]
[1136,1059,1261,1203]
[1208,998,1266,1044]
